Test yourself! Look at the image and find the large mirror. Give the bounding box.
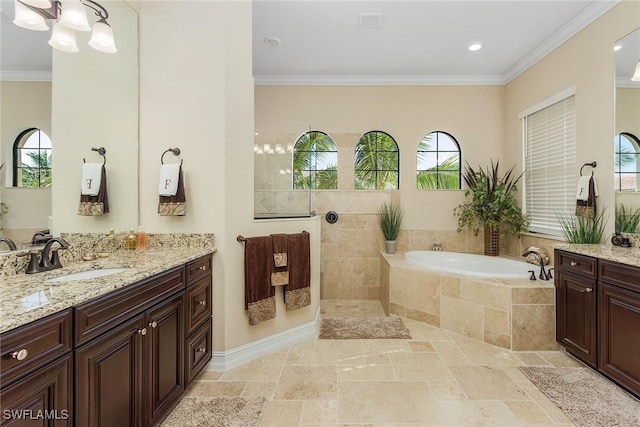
[0,0,138,248]
[614,28,640,234]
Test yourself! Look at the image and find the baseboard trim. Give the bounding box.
[208,307,320,371]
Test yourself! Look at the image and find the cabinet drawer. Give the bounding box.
[600,260,640,293]
[75,266,184,346]
[1,309,72,386]
[556,251,597,278]
[186,254,212,285]
[185,319,212,386]
[186,277,212,336]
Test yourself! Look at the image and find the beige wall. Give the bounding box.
[137,1,320,354]
[505,1,640,237]
[0,81,52,238]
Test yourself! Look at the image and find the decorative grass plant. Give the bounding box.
[557,210,607,244]
[615,204,640,234]
[377,201,404,241]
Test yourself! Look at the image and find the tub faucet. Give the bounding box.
[522,250,550,280]
[0,237,17,251]
[40,237,70,271]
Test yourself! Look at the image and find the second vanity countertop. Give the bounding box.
[0,247,215,334]
[554,243,640,268]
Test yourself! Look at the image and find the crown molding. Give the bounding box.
[502,0,619,84]
[1,71,52,82]
[254,74,505,86]
[616,78,640,88]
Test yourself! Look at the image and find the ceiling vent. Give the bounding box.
[359,13,383,29]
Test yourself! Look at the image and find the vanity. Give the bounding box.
[0,246,213,427]
[555,244,640,399]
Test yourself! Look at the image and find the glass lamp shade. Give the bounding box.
[48,22,79,52]
[13,0,49,31]
[632,61,640,82]
[20,0,52,8]
[88,19,117,53]
[58,0,91,31]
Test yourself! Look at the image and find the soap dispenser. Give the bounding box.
[126,229,137,250]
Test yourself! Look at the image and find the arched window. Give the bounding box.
[293,131,337,189]
[354,131,399,190]
[614,132,640,191]
[417,131,461,190]
[13,128,52,188]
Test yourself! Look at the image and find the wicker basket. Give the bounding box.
[484,226,500,256]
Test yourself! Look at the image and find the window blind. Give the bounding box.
[522,95,576,236]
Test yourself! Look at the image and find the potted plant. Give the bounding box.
[378,201,404,254]
[0,202,7,230]
[557,210,607,243]
[615,204,640,234]
[454,160,527,256]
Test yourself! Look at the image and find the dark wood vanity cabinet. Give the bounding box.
[555,251,598,367]
[555,249,640,399]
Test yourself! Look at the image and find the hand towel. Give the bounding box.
[244,236,276,325]
[81,163,102,196]
[78,165,109,216]
[576,175,597,217]
[158,165,186,216]
[284,232,311,311]
[575,176,591,201]
[158,164,181,196]
[270,234,289,287]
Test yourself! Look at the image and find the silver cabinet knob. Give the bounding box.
[137,328,147,335]
[198,300,206,306]
[11,349,28,361]
[196,347,207,353]
[570,261,578,266]
[149,321,157,328]
[585,287,593,293]
[199,265,206,271]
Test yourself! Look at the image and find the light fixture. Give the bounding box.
[14,0,117,53]
[632,61,640,82]
[263,36,280,47]
[614,44,622,52]
[468,43,482,52]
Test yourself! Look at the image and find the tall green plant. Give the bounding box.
[615,204,640,233]
[557,210,606,244]
[454,160,527,236]
[377,201,404,241]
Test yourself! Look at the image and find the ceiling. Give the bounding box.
[253,0,622,85]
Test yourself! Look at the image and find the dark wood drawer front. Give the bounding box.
[186,254,212,285]
[557,251,597,278]
[600,260,640,293]
[0,309,72,386]
[74,266,185,346]
[185,320,212,386]
[186,277,212,336]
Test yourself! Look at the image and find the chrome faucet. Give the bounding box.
[0,237,17,251]
[40,238,70,270]
[522,250,551,280]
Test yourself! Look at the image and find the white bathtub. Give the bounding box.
[405,251,533,279]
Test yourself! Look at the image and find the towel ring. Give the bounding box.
[579,161,597,176]
[161,148,182,166]
[83,147,107,165]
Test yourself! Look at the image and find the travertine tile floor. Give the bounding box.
[190,300,581,426]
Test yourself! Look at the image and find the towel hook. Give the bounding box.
[579,161,597,176]
[83,147,107,165]
[161,148,182,166]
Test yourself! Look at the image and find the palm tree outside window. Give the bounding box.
[13,128,52,188]
[614,132,640,191]
[293,131,338,189]
[417,131,461,190]
[354,131,399,190]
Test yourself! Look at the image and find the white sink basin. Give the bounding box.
[46,268,129,283]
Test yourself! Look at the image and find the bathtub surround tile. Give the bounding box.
[404,307,440,327]
[440,275,462,298]
[512,304,559,351]
[512,287,555,304]
[461,278,510,310]
[440,296,484,341]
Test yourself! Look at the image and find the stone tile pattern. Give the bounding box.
[182,299,579,426]
[382,253,559,351]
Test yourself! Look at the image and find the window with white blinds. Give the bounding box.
[521,91,576,236]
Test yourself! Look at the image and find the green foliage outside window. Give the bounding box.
[293,131,338,189]
[354,131,399,190]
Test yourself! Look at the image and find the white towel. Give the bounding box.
[576,175,598,201]
[81,163,102,196]
[158,164,181,196]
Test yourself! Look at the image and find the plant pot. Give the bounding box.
[385,240,397,254]
[484,226,500,256]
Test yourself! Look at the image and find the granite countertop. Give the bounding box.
[0,247,215,334]
[554,244,640,268]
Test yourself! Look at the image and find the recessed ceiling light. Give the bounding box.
[263,37,280,47]
[468,43,482,52]
[614,44,622,52]
[359,13,383,29]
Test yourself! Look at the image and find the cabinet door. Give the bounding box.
[556,270,597,367]
[598,282,640,398]
[145,292,185,427]
[0,353,72,427]
[75,314,145,427]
